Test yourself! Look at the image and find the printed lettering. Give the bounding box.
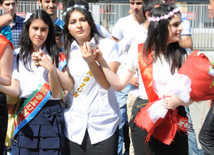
[79,82,86,89]
[26,104,34,111]
[36,94,43,100]
[73,91,79,98]
[177,120,185,127]
[184,122,188,129]
[30,99,39,106]
[73,70,92,98]
[21,108,30,117]
[15,116,20,125]
[87,71,93,77]
[24,109,30,117]
[40,86,49,95]
[77,87,82,93]
[83,76,90,82]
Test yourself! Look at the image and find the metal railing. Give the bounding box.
[1,1,213,50]
[89,3,214,50]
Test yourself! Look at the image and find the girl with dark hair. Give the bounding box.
[0,9,73,155]
[64,0,111,40]
[62,0,121,154]
[93,4,193,155]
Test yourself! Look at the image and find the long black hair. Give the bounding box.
[63,0,103,63]
[143,4,187,74]
[18,9,58,71]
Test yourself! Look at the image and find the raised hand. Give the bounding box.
[31,48,41,67]
[129,77,139,87]
[81,42,97,64]
[94,48,104,63]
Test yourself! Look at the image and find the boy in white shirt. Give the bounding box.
[111,0,145,154]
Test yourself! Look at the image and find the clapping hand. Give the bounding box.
[31,47,54,72]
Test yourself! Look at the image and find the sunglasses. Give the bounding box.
[129,2,143,5]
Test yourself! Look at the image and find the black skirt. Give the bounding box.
[12,98,68,155]
[0,92,7,155]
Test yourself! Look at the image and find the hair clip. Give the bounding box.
[149,8,182,23]
[63,4,87,16]
[24,12,33,22]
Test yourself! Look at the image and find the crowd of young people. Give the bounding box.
[0,0,214,155]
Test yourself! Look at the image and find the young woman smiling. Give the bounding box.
[93,4,193,155]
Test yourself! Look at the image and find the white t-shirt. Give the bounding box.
[63,37,121,145]
[120,26,148,97]
[96,24,111,38]
[125,45,178,99]
[181,19,191,36]
[112,15,144,99]
[117,25,147,58]
[111,15,144,40]
[12,48,61,100]
[181,19,192,54]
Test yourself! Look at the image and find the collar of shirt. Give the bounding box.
[70,40,80,52]
[70,37,96,51]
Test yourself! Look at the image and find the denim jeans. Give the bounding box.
[3,146,7,155]
[184,106,200,155]
[115,84,130,155]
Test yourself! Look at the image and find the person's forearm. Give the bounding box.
[56,68,74,91]
[179,40,192,49]
[0,79,19,97]
[111,36,120,42]
[182,99,194,106]
[98,59,130,91]
[0,76,11,86]
[0,14,13,27]
[48,66,61,98]
[179,36,193,50]
[88,61,111,90]
[0,43,14,86]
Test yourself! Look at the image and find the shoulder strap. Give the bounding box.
[138,43,159,102]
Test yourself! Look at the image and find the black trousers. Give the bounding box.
[68,128,119,155]
[130,97,188,155]
[0,93,7,155]
[199,101,214,155]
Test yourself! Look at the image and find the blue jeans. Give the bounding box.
[3,145,7,155]
[115,85,130,155]
[184,106,200,155]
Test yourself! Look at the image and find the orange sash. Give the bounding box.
[0,34,13,57]
[138,43,158,102]
[136,43,188,145]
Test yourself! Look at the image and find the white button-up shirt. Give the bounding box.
[64,37,121,145]
[12,47,61,100]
